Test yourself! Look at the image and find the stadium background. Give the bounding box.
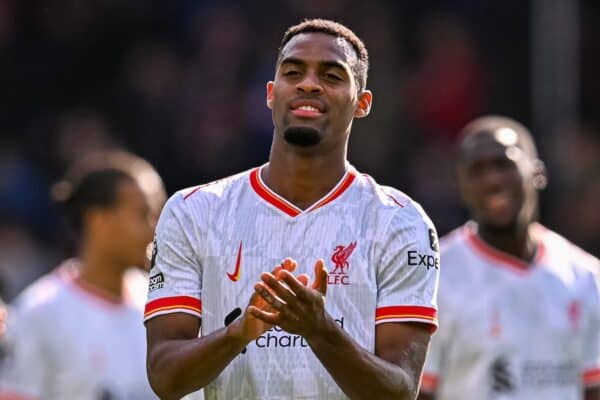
[0,0,598,301]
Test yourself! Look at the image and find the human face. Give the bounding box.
[106,179,156,269]
[267,32,371,150]
[457,129,542,231]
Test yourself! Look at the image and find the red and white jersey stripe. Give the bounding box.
[145,163,440,399]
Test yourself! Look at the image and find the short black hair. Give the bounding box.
[458,115,539,159]
[277,19,369,92]
[51,151,150,235]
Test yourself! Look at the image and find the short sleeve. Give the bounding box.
[0,307,47,398]
[375,204,440,332]
[583,271,600,388]
[144,192,204,322]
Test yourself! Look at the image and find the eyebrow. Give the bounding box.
[280,57,348,72]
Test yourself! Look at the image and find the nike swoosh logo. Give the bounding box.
[227,241,243,282]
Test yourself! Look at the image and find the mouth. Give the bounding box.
[482,191,514,215]
[289,99,326,119]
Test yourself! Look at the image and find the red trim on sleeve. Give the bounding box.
[420,372,439,392]
[375,305,438,332]
[584,368,600,387]
[144,296,202,320]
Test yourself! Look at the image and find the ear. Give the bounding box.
[354,90,372,119]
[84,207,112,237]
[532,159,547,190]
[266,81,274,110]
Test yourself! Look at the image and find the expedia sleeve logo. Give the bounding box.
[408,251,440,270]
[148,273,164,292]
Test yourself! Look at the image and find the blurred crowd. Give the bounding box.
[0,0,599,301]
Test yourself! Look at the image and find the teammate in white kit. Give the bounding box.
[417,116,600,400]
[145,19,440,400]
[0,151,166,400]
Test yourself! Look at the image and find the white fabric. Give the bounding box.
[145,164,440,399]
[422,222,600,400]
[0,262,157,399]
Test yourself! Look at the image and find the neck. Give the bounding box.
[263,137,348,210]
[78,242,125,301]
[476,221,537,262]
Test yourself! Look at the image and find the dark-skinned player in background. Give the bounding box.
[418,116,600,400]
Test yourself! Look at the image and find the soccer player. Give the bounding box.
[0,151,166,399]
[418,116,600,400]
[145,19,440,400]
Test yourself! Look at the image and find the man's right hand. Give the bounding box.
[227,258,307,344]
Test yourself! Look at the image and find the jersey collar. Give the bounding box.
[249,164,357,218]
[464,222,547,274]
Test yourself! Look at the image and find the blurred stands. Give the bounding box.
[0,0,598,300]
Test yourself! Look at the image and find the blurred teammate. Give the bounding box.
[0,298,7,375]
[418,116,600,400]
[0,151,166,399]
[145,19,440,399]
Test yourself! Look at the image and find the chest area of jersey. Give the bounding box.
[457,272,588,356]
[48,306,151,397]
[204,211,376,283]
[200,215,378,331]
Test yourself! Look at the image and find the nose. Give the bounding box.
[296,71,323,94]
[480,164,511,192]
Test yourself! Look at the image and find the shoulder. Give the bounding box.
[177,168,253,206]
[537,224,599,276]
[357,173,435,231]
[440,225,471,258]
[436,225,480,297]
[10,275,73,336]
[158,168,254,225]
[13,260,78,314]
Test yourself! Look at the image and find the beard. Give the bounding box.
[283,126,322,147]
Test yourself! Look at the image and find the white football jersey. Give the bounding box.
[145,164,440,399]
[422,222,600,400]
[0,260,157,399]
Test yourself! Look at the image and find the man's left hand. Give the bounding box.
[249,259,328,338]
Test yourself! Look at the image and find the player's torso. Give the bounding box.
[196,170,384,399]
[45,281,155,399]
[438,228,592,400]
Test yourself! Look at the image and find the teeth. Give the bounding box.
[297,105,319,112]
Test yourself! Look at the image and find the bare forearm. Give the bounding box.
[306,315,418,400]
[147,324,246,399]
